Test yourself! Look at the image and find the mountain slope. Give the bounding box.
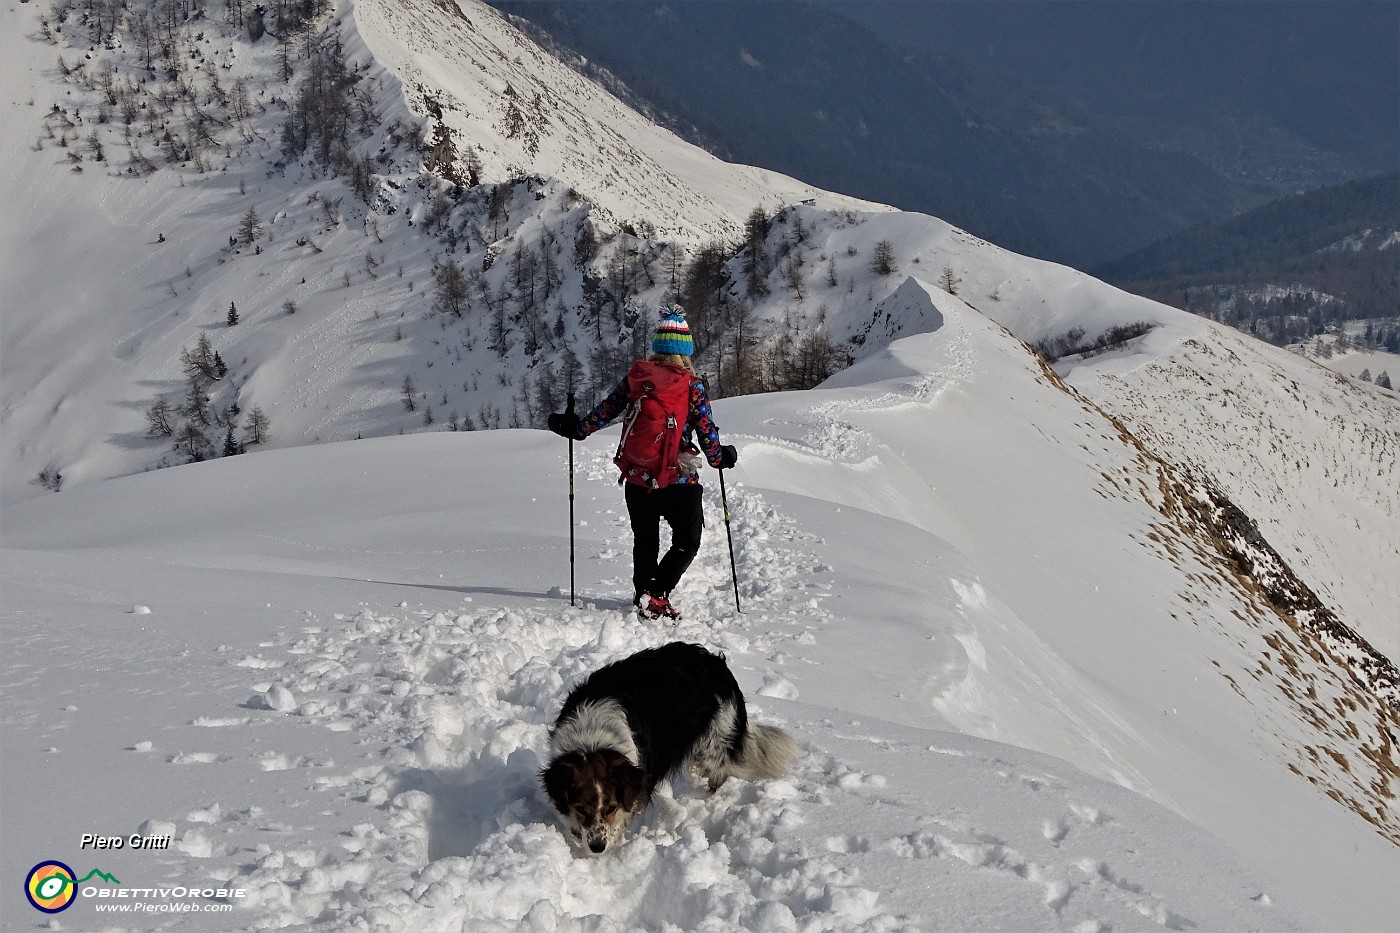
[491,0,1252,269]
[4,0,1392,671]
[6,299,1397,928]
[0,0,878,507]
[354,0,880,243]
[1095,173,1400,282]
[838,0,1399,193]
[1092,173,1400,347]
[1067,321,1400,663]
[675,200,1400,666]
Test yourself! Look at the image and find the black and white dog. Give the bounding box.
[540,642,799,855]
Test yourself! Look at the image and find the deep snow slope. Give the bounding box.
[1065,324,1400,663]
[720,203,1400,667]
[4,299,1397,930]
[0,0,880,508]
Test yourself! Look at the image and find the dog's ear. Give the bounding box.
[607,753,647,812]
[540,756,576,809]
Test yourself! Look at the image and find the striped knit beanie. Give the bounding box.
[652,305,694,356]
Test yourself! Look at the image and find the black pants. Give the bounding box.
[625,482,703,600]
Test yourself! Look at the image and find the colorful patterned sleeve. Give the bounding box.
[689,380,725,467]
[577,378,631,439]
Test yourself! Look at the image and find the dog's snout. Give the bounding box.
[588,838,607,854]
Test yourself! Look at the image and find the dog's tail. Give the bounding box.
[733,722,800,781]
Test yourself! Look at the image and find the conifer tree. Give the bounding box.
[175,422,211,462]
[938,266,962,295]
[180,334,221,385]
[783,257,807,301]
[575,221,597,265]
[560,346,583,398]
[871,240,897,276]
[244,406,270,445]
[238,206,262,245]
[434,258,469,317]
[743,206,771,292]
[490,302,510,359]
[463,146,482,187]
[534,362,559,422]
[181,377,213,426]
[145,398,175,438]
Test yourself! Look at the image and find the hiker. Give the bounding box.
[548,306,737,620]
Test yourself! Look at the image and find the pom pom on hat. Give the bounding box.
[652,304,694,356]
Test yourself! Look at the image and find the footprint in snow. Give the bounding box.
[1043,819,1072,846]
[825,834,871,854]
[168,751,231,765]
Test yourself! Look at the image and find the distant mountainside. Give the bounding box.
[1095,173,1400,349]
[837,0,1399,194]
[490,0,1254,269]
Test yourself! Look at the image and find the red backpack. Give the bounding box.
[613,360,693,489]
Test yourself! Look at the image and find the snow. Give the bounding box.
[3,0,1398,929]
[4,0,1390,684]
[351,0,880,243]
[1300,342,1399,387]
[6,302,1397,930]
[1069,323,1400,662]
[0,0,882,508]
[1317,228,1400,253]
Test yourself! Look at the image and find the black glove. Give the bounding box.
[548,412,580,439]
[719,444,738,469]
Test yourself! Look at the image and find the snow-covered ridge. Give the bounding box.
[11,303,1397,929]
[713,211,1397,670]
[352,0,884,242]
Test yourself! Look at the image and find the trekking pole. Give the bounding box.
[567,392,576,607]
[719,468,741,614]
